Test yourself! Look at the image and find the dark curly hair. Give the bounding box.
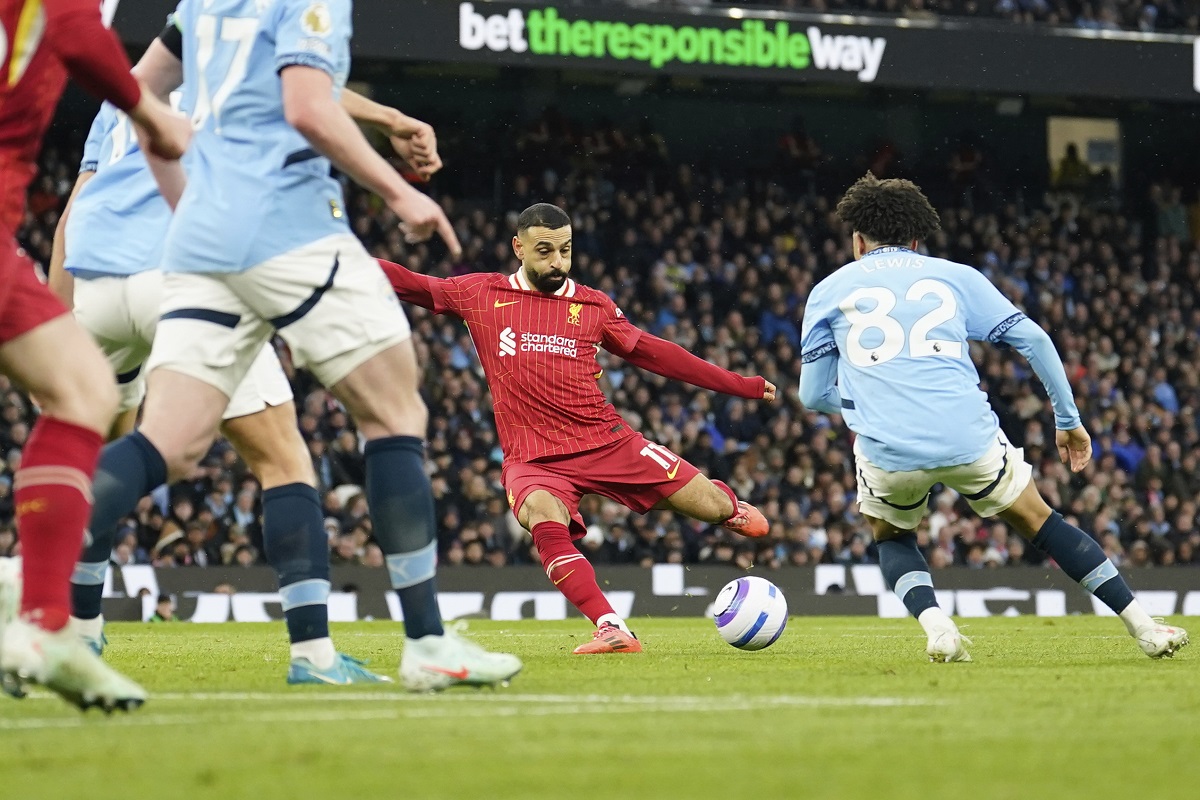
[835,173,941,247]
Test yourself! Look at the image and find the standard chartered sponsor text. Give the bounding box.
[520,332,578,357]
[458,3,886,82]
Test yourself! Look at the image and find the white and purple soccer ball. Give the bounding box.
[712,576,788,651]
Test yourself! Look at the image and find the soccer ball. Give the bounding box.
[712,576,788,651]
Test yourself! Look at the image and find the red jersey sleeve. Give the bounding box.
[46,0,141,111]
[598,294,642,357]
[623,333,766,399]
[378,258,438,310]
[378,259,492,317]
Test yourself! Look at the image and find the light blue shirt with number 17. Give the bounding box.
[163,0,352,274]
[799,247,1081,472]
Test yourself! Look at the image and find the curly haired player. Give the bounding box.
[799,174,1187,662]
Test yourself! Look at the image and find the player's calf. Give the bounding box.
[532,521,626,632]
[878,529,971,663]
[1025,510,1188,658]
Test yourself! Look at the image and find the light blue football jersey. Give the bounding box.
[162,0,352,274]
[64,103,172,277]
[800,247,1033,472]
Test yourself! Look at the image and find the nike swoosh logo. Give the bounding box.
[494,300,520,308]
[666,462,680,480]
[302,671,350,685]
[552,569,576,586]
[424,665,470,680]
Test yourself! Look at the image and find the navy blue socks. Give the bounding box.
[1032,512,1134,613]
[879,533,939,618]
[365,436,443,639]
[71,432,167,620]
[263,483,330,644]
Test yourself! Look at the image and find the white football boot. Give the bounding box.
[926,628,973,663]
[1135,620,1190,659]
[1,616,147,712]
[399,625,522,692]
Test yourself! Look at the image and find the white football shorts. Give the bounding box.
[854,431,1033,531]
[73,269,291,419]
[146,233,410,399]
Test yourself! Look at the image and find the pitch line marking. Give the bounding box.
[0,695,940,731]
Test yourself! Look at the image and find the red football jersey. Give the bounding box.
[0,0,139,234]
[430,270,643,465]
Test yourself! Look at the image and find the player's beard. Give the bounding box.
[528,267,568,293]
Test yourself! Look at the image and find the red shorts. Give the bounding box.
[0,241,68,344]
[503,434,701,539]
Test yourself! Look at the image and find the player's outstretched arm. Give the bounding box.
[376,259,442,312]
[340,89,443,181]
[617,331,771,400]
[798,352,843,414]
[281,67,461,258]
[47,170,95,308]
[996,316,1083,433]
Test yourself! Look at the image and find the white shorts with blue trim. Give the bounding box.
[853,432,1033,531]
[73,270,291,419]
[146,234,409,399]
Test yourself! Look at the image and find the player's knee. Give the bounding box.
[521,492,569,528]
[866,516,906,542]
[36,362,119,435]
[246,446,315,490]
[356,392,427,440]
[141,425,213,483]
[164,441,210,482]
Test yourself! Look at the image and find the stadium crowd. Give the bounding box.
[1,111,1197,578]
[605,0,1195,33]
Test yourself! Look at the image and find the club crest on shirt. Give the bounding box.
[301,2,333,36]
[567,302,583,326]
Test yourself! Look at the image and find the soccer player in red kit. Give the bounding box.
[0,0,189,710]
[380,203,777,654]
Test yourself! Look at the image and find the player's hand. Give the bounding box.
[388,113,442,182]
[1056,426,1092,473]
[762,380,777,403]
[388,186,462,259]
[129,89,192,161]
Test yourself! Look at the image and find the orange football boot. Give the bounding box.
[572,623,643,654]
[722,500,769,538]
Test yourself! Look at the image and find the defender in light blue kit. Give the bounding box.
[799,173,1187,662]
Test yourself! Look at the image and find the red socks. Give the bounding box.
[532,521,614,624]
[16,416,103,631]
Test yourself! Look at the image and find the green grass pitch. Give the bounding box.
[1,617,1197,800]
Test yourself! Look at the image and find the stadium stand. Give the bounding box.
[3,110,1197,575]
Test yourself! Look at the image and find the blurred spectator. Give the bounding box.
[1054,144,1092,194]
[148,595,175,622]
